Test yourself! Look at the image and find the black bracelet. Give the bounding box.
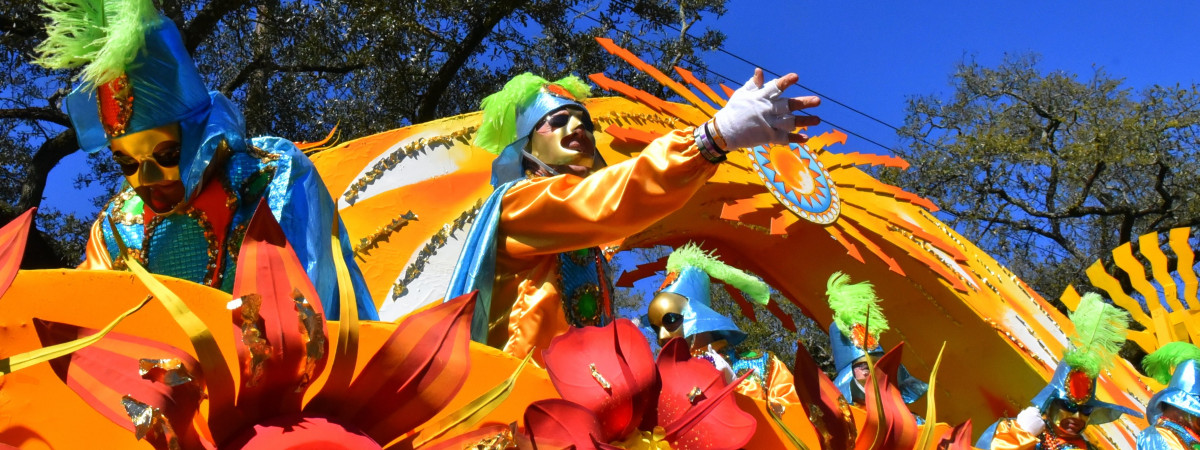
[694,122,727,163]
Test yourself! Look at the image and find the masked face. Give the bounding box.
[852,359,870,383]
[528,107,600,174]
[647,291,687,346]
[1046,399,1092,439]
[110,123,186,215]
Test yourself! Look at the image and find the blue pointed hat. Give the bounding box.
[1029,362,1142,425]
[1142,342,1200,424]
[657,243,771,347]
[45,4,246,204]
[1028,293,1142,424]
[825,272,928,403]
[473,73,600,187]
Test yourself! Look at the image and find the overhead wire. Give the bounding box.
[609,0,902,133]
[565,4,898,153]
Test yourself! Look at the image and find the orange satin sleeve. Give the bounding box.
[988,419,1041,450]
[79,218,114,270]
[765,354,801,408]
[498,129,717,259]
[733,355,802,412]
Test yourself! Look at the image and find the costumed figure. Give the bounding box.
[36,0,375,319]
[1137,341,1200,449]
[976,293,1142,449]
[825,272,928,407]
[645,242,800,410]
[444,70,821,363]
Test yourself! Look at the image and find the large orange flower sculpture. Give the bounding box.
[31,203,477,449]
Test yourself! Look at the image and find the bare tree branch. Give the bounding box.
[414,0,521,123]
[221,57,364,96]
[183,0,253,53]
[17,129,77,212]
[0,107,70,127]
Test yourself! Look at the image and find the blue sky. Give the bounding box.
[705,0,1200,155]
[42,1,1200,217]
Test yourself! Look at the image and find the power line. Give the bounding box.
[603,0,904,134]
[565,5,898,153]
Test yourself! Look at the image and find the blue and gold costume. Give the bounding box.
[62,9,374,319]
[976,294,1140,450]
[1137,343,1200,450]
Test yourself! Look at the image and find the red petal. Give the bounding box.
[0,208,34,300]
[317,290,475,443]
[542,319,657,441]
[230,200,328,422]
[656,339,755,450]
[795,341,856,449]
[939,419,974,450]
[34,318,208,449]
[524,399,604,450]
[856,343,919,450]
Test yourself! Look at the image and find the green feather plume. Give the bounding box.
[665,243,770,305]
[33,0,160,85]
[1063,293,1130,378]
[474,73,591,155]
[825,272,888,337]
[1143,341,1200,384]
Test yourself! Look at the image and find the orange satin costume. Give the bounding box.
[489,129,717,363]
[734,353,802,411]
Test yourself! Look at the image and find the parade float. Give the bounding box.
[0,28,1179,450]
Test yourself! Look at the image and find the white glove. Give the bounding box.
[1014,406,1046,436]
[712,74,798,149]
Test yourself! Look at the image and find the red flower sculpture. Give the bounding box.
[523,319,756,449]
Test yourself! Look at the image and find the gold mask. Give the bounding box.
[528,108,598,171]
[110,123,186,215]
[647,292,687,346]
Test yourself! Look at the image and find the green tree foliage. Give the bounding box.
[885,54,1200,306]
[0,0,728,266]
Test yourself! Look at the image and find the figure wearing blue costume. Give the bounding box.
[443,69,823,364]
[976,294,1141,450]
[1137,342,1200,450]
[36,0,375,319]
[824,272,928,407]
[644,243,800,410]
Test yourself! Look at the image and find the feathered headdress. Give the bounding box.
[1064,293,1130,377]
[664,243,769,305]
[1057,292,1131,406]
[33,0,161,85]
[474,73,591,155]
[826,271,888,349]
[1143,341,1200,385]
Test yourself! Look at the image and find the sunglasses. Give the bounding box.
[537,110,594,132]
[1056,400,1095,415]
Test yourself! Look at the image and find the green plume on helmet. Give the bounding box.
[473,73,592,155]
[825,271,888,337]
[33,0,161,85]
[1143,341,1200,384]
[1063,292,1130,378]
[665,242,770,305]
